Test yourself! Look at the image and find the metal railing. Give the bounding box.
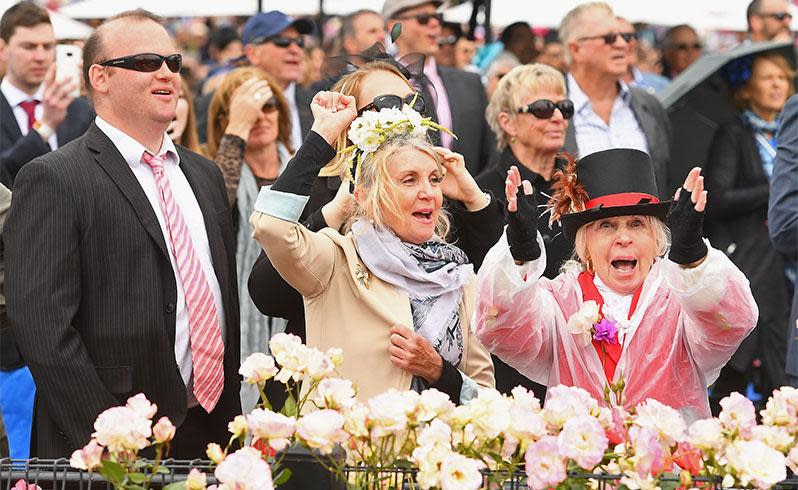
[3,458,798,490]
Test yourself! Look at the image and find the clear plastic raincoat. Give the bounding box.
[474,232,758,425]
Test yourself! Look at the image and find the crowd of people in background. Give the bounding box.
[0,0,796,465]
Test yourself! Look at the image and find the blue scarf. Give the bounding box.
[741,109,781,180]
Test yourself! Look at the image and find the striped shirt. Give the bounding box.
[567,73,649,158]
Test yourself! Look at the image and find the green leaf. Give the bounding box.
[390,23,402,43]
[281,394,298,417]
[162,482,187,490]
[273,467,293,486]
[101,460,126,483]
[128,472,147,484]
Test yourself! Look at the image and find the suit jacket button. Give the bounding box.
[165,303,176,314]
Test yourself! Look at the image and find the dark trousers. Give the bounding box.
[170,405,230,460]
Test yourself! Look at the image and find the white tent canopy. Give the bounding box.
[0,1,94,39]
[53,0,798,32]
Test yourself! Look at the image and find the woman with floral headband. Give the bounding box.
[474,148,757,424]
[247,59,503,407]
[249,92,495,403]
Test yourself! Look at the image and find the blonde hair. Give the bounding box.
[349,136,451,240]
[205,67,293,159]
[562,215,670,273]
[485,63,567,150]
[558,2,614,63]
[318,60,414,178]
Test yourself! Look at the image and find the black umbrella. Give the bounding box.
[656,40,796,191]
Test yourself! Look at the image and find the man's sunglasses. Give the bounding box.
[761,12,793,21]
[98,53,182,73]
[517,99,574,120]
[253,35,305,48]
[674,42,702,51]
[357,93,427,116]
[578,31,636,45]
[394,12,443,25]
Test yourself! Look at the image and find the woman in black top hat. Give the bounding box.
[474,148,757,424]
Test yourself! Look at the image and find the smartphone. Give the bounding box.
[55,44,82,98]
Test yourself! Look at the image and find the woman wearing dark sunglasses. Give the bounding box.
[247,60,504,409]
[476,63,574,400]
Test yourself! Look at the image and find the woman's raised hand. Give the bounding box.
[226,77,273,139]
[437,148,489,211]
[309,91,358,145]
[667,167,709,266]
[505,166,542,262]
[321,179,356,230]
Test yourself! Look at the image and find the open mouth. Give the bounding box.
[413,211,433,222]
[152,89,172,96]
[611,259,637,272]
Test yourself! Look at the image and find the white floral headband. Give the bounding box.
[340,105,455,191]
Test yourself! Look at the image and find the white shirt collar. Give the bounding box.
[283,82,296,102]
[95,115,179,168]
[567,73,632,112]
[1,77,44,107]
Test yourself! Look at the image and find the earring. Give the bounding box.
[510,136,517,144]
[586,257,594,273]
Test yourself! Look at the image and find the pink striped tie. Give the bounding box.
[142,151,224,413]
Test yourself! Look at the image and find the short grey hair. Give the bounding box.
[558,2,614,64]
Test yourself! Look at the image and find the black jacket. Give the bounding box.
[247,131,504,405]
[704,119,790,385]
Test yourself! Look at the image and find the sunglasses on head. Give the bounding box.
[98,53,182,73]
[357,93,427,116]
[253,35,305,48]
[394,12,443,25]
[762,11,793,20]
[578,31,636,45]
[517,99,574,120]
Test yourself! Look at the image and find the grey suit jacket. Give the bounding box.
[564,85,672,199]
[0,91,94,188]
[4,123,241,457]
[769,94,798,380]
[423,66,497,176]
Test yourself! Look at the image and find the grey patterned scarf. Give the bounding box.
[351,219,472,368]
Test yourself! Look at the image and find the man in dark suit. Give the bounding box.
[383,0,496,176]
[0,1,93,188]
[5,9,240,459]
[769,94,798,388]
[0,1,93,461]
[559,2,672,198]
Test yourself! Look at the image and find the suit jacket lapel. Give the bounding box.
[628,91,656,155]
[86,123,170,259]
[0,93,23,145]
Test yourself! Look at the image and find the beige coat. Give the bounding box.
[251,212,495,402]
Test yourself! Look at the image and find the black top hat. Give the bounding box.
[559,148,671,243]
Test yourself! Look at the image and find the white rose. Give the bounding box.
[343,403,369,438]
[246,409,296,452]
[125,393,158,419]
[314,378,356,410]
[543,385,597,431]
[239,353,278,385]
[567,301,600,346]
[688,417,724,452]
[724,439,786,489]
[295,409,347,455]
[69,439,103,471]
[750,425,793,453]
[439,452,484,490]
[417,389,454,422]
[214,446,273,490]
[92,406,152,453]
[633,398,686,446]
[368,389,409,437]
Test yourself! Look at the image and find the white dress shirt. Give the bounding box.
[283,82,303,150]
[567,73,649,158]
[1,77,59,150]
[95,116,226,395]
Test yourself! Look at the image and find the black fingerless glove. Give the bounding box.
[507,190,541,262]
[667,187,708,265]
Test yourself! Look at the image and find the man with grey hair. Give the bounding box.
[559,1,672,198]
[340,9,386,55]
[747,0,793,42]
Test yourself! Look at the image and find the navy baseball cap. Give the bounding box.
[242,11,314,46]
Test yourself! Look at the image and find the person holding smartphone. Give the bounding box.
[0,1,93,461]
[0,2,93,188]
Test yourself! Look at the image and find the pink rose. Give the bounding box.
[525,436,567,490]
[69,439,104,471]
[153,416,176,443]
